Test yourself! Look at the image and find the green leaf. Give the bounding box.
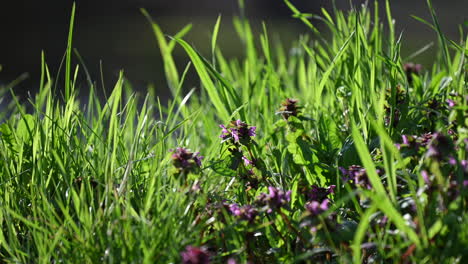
[172,37,231,121]
[316,31,355,104]
[16,114,35,142]
[64,3,76,101]
[351,123,386,195]
[211,15,222,59]
[210,158,238,177]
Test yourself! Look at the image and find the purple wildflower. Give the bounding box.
[242,156,253,166]
[340,165,374,189]
[191,181,202,193]
[305,199,330,216]
[376,215,388,228]
[397,134,434,152]
[426,133,453,161]
[421,170,431,185]
[402,135,419,148]
[385,85,406,105]
[256,187,291,213]
[461,160,468,172]
[228,203,258,222]
[219,125,230,141]
[449,156,457,166]
[427,99,441,112]
[446,99,456,108]
[403,62,422,84]
[419,133,434,146]
[171,147,203,174]
[307,185,336,202]
[181,246,210,264]
[278,98,301,119]
[402,135,410,145]
[219,120,256,145]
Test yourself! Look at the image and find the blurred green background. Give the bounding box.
[0,0,467,99]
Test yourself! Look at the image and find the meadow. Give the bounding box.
[0,0,467,263]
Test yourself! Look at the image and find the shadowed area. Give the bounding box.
[0,0,467,100]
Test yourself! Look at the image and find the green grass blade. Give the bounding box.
[172,37,230,121]
[316,31,355,104]
[284,0,319,34]
[211,15,222,65]
[65,3,76,101]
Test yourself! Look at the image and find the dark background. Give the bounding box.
[0,0,467,99]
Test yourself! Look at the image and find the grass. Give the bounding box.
[0,0,467,263]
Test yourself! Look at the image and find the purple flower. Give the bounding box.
[385,85,406,105]
[340,165,374,189]
[308,185,336,202]
[403,62,422,84]
[256,187,291,213]
[219,120,256,145]
[305,199,330,216]
[278,98,301,119]
[171,147,203,174]
[241,156,253,166]
[194,152,203,166]
[191,181,202,193]
[421,170,431,185]
[449,156,457,166]
[427,99,441,111]
[219,125,230,141]
[227,258,237,264]
[461,160,468,172]
[401,135,420,148]
[402,135,410,145]
[397,134,417,150]
[376,215,388,228]
[426,133,453,161]
[228,203,258,222]
[446,99,456,108]
[403,63,422,74]
[180,246,210,264]
[419,133,434,146]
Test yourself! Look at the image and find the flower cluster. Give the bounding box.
[339,165,380,190]
[277,98,301,120]
[180,246,210,264]
[305,185,335,216]
[425,133,453,161]
[307,185,336,202]
[171,147,203,174]
[305,199,330,216]
[218,120,260,189]
[385,85,406,106]
[422,157,468,200]
[228,203,258,222]
[219,120,256,145]
[403,62,422,84]
[256,186,291,213]
[395,133,438,151]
